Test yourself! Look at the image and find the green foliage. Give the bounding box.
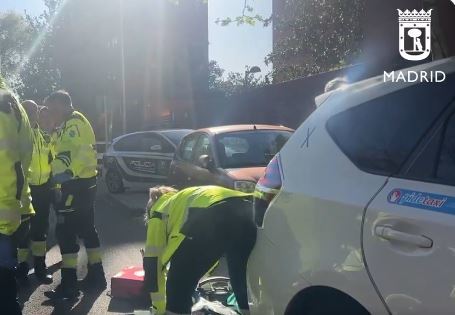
[208,60,225,89]
[215,14,272,27]
[0,1,62,100]
[208,60,267,97]
[218,0,365,82]
[21,3,62,100]
[268,0,365,82]
[0,12,33,91]
[216,0,272,26]
[0,74,6,90]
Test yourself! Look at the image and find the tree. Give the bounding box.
[0,12,33,92]
[215,0,271,26]
[0,1,62,100]
[208,60,225,90]
[208,60,265,97]
[21,5,62,100]
[219,0,365,82]
[268,0,365,82]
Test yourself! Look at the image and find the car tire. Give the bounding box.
[105,169,125,194]
[285,287,370,315]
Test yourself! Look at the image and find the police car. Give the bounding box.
[103,129,192,193]
[248,58,455,314]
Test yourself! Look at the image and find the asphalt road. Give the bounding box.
[20,183,149,315]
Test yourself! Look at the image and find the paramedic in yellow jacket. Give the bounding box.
[144,185,257,315]
[15,101,54,285]
[43,90,106,300]
[0,78,34,315]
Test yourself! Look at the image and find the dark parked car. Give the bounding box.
[167,125,294,192]
[103,129,193,193]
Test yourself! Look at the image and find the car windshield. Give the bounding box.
[162,130,193,146]
[215,130,292,169]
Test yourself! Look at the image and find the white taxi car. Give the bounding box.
[248,58,455,314]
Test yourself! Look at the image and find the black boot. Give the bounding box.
[34,256,53,284]
[16,262,30,287]
[79,263,107,291]
[0,267,22,315]
[44,268,79,300]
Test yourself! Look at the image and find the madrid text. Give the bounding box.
[384,70,446,82]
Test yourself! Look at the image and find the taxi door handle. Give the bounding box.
[374,225,433,248]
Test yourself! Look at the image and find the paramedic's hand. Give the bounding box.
[150,304,165,315]
[52,170,74,185]
[148,306,157,315]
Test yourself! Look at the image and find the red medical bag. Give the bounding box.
[111,266,145,299]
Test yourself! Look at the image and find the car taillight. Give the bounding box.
[254,154,283,227]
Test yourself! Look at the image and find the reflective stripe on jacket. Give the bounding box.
[29,127,53,185]
[52,111,97,180]
[144,185,252,312]
[0,91,34,234]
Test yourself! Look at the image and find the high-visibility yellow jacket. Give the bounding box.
[29,127,53,186]
[52,111,97,181]
[144,185,252,314]
[0,91,34,235]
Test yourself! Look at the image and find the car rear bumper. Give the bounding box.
[247,229,309,315]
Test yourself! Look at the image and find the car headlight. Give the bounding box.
[234,181,256,193]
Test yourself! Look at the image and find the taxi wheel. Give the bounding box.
[105,169,124,194]
[286,287,369,315]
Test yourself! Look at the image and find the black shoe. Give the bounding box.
[44,268,79,300]
[44,284,79,300]
[16,262,30,287]
[79,263,107,291]
[34,257,53,284]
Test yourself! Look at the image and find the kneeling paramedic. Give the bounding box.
[143,185,257,315]
[0,79,34,315]
[44,90,106,300]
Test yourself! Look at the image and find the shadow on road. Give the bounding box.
[19,261,62,307]
[20,186,149,314]
[41,288,105,315]
[107,295,149,314]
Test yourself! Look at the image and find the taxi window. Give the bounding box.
[437,113,455,185]
[326,81,454,176]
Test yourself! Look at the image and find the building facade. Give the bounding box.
[53,0,208,140]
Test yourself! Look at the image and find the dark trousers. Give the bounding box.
[16,182,52,252]
[55,177,100,258]
[0,234,22,315]
[166,198,257,314]
[30,183,52,243]
[14,216,30,254]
